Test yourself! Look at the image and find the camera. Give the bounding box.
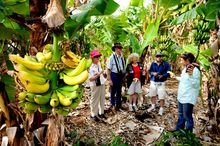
[186,64,194,72]
[95,76,101,86]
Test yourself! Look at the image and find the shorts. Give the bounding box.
[149,81,166,99]
[127,81,142,95]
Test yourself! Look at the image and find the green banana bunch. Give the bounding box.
[34,91,51,105]
[54,106,70,116]
[45,62,65,71]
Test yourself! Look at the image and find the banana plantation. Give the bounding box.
[0,0,220,145]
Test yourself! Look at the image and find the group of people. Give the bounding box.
[87,43,200,132]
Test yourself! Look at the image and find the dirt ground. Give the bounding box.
[64,79,220,146]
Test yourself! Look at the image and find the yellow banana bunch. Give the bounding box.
[61,50,80,68]
[9,54,45,71]
[45,62,65,71]
[24,81,50,94]
[62,70,89,85]
[16,71,47,85]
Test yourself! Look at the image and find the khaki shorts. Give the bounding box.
[149,81,166,99]
[127,81,142,95]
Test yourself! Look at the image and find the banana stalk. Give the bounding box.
[50,34,61,90]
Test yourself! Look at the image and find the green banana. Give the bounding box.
[56,91,72,106]
[66,97,81,109]
[9,54,45,71]
[17,70,47,85]
[24,55,38,62]
[38,104,52,113]
[59,85,79,92]
[55,106,70,116]
[57,90,78,99]
[18,92,27,101]
[25,102,38,111]
[18,101,26,108]
[50,92,59,107]
[25,81,50,94]
[34,91,51,105]
[63,58,86,76]
[25,92,35,102]
[63,70,89,85]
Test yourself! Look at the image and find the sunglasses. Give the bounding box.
[94,56,101,58]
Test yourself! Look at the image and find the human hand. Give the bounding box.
[152,72,158,76]
[187,66,194,76]
[168,71,175,78]
[109,79,113,86]
[157,75,163,79]
[133,78,139,83]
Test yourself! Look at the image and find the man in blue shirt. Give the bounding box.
[147,52,171,115]
[107,43,126,111]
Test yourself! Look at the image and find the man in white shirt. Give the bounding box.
[107,43,126,111]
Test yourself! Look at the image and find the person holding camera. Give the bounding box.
[170,53,200,132]
[107,43,126,111]
[147,52,171,115]
[126,53,145,112]
[88,49,106,121]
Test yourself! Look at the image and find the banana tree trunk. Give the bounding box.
[29,0,50,55]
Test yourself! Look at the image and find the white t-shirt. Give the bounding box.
[88,63,105,87]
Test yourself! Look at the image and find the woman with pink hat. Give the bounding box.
[88,49,106,121]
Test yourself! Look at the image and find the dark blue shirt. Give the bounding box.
[149,61,171,82]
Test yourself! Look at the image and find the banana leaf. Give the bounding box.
[171,7,197,25]
[128,32,141,55]
[158,0,181,9]
[64,0,119,39]
[141,18,161,52]
[1,74,16,102]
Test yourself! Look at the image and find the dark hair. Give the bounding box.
[181,53,195,63]
[112,43,122,51]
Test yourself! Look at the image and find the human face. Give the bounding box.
[132,57,138,64]
[115,47,122,55]
[92,56,100,64]
[180,58,190,66]
[156,56,162,62]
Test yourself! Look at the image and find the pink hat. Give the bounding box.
[90,49,102,58]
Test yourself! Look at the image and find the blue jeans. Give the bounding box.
[176,102,194,132]
[110,72,123,107]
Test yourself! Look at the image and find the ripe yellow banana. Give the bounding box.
[43,44,52,53]
[56,91,72,106]
[17,71,47,85]
[25,102,38,111]
[50,91,59,107]
[63,58,86,76]
[9,54,45,71]
[38,104,52,113]
[66,51,80,63]
[63,70,88,85]
[24,81,50,94]
[34,91,51,105]
[61,55,78,68]
[24,55,37,62]
[14,64,45,77]
[66,96,81,109]
[59,85,79,92]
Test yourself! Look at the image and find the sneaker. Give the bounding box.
[90,116,100,122]
[133,105,138,111]
[158,107,164,116]
[147,105,155,112]
[98,114,107,119]
[129,105,133,112]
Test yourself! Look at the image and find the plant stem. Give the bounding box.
[50,33,61,90]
